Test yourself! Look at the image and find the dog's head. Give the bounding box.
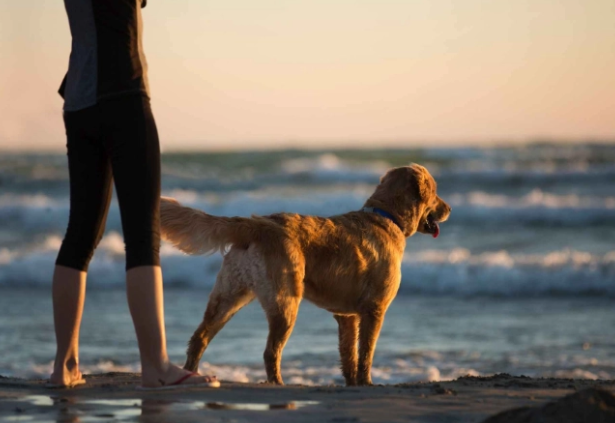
[365,164,451,238]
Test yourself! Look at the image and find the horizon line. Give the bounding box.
[1,137,614,154]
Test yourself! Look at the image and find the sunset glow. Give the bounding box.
[1,0,614,150]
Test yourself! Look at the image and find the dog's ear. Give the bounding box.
[407,163,432,203]
[401,165,430,235]
[380,164,425,191]
[379,168,394,183]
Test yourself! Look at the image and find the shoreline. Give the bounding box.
[1,373,614,422]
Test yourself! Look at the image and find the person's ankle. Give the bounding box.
[140,357,171,379]
[54,356,79,373]
[50,356,83,384]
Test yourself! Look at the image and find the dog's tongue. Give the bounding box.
[432,222,440,238]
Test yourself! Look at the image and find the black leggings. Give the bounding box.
[56,95,161,271]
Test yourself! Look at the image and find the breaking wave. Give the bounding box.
[1,232,613,297]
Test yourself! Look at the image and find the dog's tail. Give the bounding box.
[160,197,279,255]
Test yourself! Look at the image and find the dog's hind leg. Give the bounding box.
[259,295,301,385]
[357,309,385,386]
[184,262,255,372]
[255,256,304,385]
[334,314,359,386]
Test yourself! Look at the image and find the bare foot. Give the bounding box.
[141,363,218,388]
[49,364,85,388]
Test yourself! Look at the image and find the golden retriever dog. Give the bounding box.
[160,164,451,386]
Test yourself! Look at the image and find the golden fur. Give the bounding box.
[160,164,451,386]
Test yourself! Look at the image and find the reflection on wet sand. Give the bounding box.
[205,401,319,411]
[0,394,319,422]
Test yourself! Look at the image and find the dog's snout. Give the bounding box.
[436,199,451,222]
[436,197,451,214]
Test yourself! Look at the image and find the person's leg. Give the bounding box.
[100,95,217,387]
[51,107,113,386]
[50,266,87,386]
[125,266,219,386]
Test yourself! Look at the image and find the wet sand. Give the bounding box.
[1,373,613,423]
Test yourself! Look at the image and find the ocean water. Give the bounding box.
[0,144,614,384]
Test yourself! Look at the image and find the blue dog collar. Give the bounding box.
[362,207,403,232]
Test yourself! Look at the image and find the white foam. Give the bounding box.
[2,186,614,243]
[0,194,59,208]
[279,154,388,182]
[0,248,15,265]
[1,232,614,296]
[545,369,609,380]
[400,248,615,296]
[449,189,615,210]
[12,359,609,385]
[8,359,478,385]
[97,232,126,256]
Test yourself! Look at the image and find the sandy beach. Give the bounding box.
[1,373,613,423]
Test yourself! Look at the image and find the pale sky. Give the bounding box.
[1,0,614,151]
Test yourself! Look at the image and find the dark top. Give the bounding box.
[59,0,150,111]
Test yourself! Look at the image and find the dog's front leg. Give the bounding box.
[357,309,385,386]
[334,314,359,386]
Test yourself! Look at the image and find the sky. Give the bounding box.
[0,0,614,151]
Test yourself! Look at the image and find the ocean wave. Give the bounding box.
[159,161,615,195]
[1,233,613,297]
[0,232,216,288]
[6,358,612,384]
[4,148,615,197]
[157,154,387,195]
[450,189,615,210]
[446,190,615,227]
[279,153,389,182]
[7,360,473,385]
[4,186,608,213]
[401,249,615,296]
[1,187,614,240]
